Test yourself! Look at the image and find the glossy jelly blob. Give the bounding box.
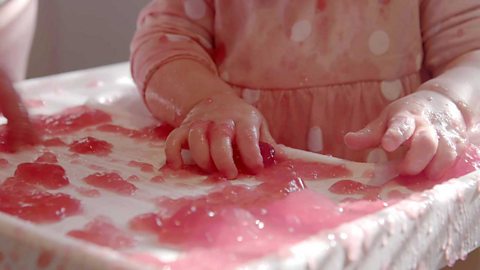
[69,137,113,156]
[128,161,155,172]
[14,162,69,189]
[97,123,174,141]
[67,217,135,249]
[36,106,112,134]
[35,152,58,163]
[0,179,80,223]
[83,172,137,195]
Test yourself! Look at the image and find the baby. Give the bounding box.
[131,0,480,179]
[0,0,38,150]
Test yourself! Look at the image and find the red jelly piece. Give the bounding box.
[75,187,101,198]
[150,175,165,183]
[0,158,8,168]
[128,161,154,172]
[152,123,175,140]
[232,142,278,174]
[257,176,306,197]
[129,213,163,233]
[0,180,81,223]
[127,175,141,182]
[14,163,69,189]
[329,180,370,195]
[41,138,67,147]
[97,123,174,141]
[36,106,112,135]
[387,190,407,199]
[69,137,113,156]
[67,217,135,249]
[83,172,137,195]
[35,152,58,163]
[259,142,277,167]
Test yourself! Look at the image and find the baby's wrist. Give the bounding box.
[145,60,238,125]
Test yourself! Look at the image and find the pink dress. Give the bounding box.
[0,0,37,81]
[131,0,480,162]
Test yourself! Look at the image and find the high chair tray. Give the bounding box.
[0,63,478,270]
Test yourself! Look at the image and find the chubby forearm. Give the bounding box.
[420,50,480,128]
[0,68,24,119]
[144,60,237,126]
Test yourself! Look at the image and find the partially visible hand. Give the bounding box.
[0,70,38,151]
[345,90,467,179]
[165,92,275,179]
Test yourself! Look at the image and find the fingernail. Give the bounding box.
[382,137,396,152]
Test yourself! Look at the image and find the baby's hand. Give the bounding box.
[345,90,467,179]
[165,92,275,179]
[0,71,38,151]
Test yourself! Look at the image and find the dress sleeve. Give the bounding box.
[130,0,217,94]
[421,0,480,75]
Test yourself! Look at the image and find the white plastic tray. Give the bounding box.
[0,63,478,270]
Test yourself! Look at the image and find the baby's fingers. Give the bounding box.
[188,121,214,172]
[165,126,189,169]
[344,117,386,150]
[209,120,237,179]
[381,114,415,152]
[236,121,263,173]
[425,136,460,179]
[400,125,438,175]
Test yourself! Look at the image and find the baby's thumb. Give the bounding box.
[344,117,386,150]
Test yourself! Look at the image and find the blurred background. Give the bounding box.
[27,0,150,78]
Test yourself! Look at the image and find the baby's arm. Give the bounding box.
[346,1,480,178]
[131,0,220,125]
[131,1,273,178]
[0,68,37,151]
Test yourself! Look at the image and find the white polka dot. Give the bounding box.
[380,80,403,101]
[368,30,390,55]
[165,34,190,42]
[242,89,260,104]
[290,20,312,42]
[308,126,324,153]
[415,53,423,70]
[184,0,206,20]
[367,148,388,163]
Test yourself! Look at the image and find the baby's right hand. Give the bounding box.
[165,92,275,179]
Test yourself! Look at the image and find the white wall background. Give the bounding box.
[27,0,150,78]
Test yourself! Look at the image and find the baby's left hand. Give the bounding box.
[0,70,38,151]
[344,90,467,179]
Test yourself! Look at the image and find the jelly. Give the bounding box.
[83,172,137,195]
[69,137,113,156]
[14,162,69,189]
[67,217,135,249]
[36,106,112,134]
